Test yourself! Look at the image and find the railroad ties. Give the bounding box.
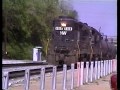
[2,59,117,90]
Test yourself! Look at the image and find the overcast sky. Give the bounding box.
[70,0,117,36]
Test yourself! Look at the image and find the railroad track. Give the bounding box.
[2,61,48,68]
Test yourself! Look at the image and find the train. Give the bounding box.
[47,16,117,66]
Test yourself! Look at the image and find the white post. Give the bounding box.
[108,60,111,74]
[103,60,106,76]
[107,60,109,75]
[113,59,117,72]
[90,62,93,82]
[40,67,45,90]
[80,62,84,85]
[106,60,108,75]
[113,59,116,72]
[2,71,9,90]
[115,60,117,72]
[85,62,89,83]
[100,61,103,77]
[63,64,67,90]
[24,69,30,90]
[105,60,108,75]
[83,65,86,84]
[93,62,95,81]
[88,63,91,82]
[110,60,112,73]
[77,62,80,87]
[97,61,100,79]
[52,66,57,90]
[71,64,74,89]
[94,61,97,80]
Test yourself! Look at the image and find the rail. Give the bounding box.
[2,59,117,90]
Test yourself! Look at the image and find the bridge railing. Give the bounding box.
[2,59,117,90]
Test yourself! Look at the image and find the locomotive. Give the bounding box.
[47,16,116,66]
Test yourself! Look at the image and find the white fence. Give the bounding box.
[2,59,117,90]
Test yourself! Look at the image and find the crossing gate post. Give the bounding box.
[40,67,45,90]
[85,62,89,83]
[52,66,57,90]
[77,62,80,87]
[71,64,74,89]
[80,62,84,85]
[94,61,97,80]
[63,64,67,90]
[2,71,9,90]
[24,69,30,90]
[90,62,93,82]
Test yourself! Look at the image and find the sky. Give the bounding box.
[70,0,117,37]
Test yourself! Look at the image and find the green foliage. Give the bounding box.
[2,0,78,60]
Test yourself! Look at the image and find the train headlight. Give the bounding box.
[61,22,66,27]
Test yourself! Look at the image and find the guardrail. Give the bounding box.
[2,59,117,90]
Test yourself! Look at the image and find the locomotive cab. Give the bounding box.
[52,16,78,54]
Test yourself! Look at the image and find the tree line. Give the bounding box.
[2,0,78,60]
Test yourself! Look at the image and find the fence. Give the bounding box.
[2,59,117,90]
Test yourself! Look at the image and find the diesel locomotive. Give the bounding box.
[47,16,116,66]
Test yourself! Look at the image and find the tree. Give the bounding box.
[2,0,78,60]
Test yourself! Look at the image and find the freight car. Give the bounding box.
[47,16,116,66]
